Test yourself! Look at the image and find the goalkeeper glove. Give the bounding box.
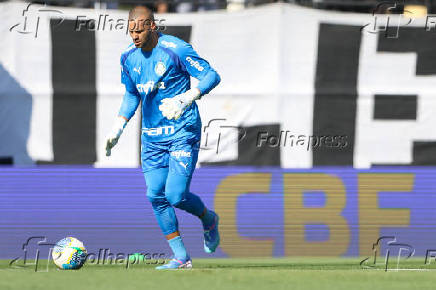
[105,116,127,156]
[159,88,201,120]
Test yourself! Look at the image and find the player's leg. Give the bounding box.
[142,142,191,269]
[165,173,213,223]
[166,138,220,253]
[144,168,191,269]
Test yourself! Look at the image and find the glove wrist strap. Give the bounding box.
[113,116,127,135]
[181,88,201,104]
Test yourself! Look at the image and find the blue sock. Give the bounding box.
[168,236,189,260]
[201,209,215,229]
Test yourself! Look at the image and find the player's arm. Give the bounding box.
[180,42,221,96]
[105,59,141,156]
[159,42,221,120]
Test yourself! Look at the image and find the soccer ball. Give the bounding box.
[52,237,87,270]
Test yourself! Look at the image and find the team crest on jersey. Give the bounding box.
[155,62,166,76]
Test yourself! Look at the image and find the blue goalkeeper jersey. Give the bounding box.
[118,33,220,143]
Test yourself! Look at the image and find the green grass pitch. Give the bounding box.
[1,258,436,290]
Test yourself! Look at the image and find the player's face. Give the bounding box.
[128,17,155,48]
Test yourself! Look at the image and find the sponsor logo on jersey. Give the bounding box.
[185,56,204,72]
[133,67,141,74]
[171,150,192,158]
[179,162,188,170]
[161,40,177,48]
[154,62,166,76]
[142,126,175,136]
[136,81,165,94]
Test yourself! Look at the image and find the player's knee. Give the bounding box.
[167,195,184,208]
[144,169,166,201]
[147,194,169,214]
[165,189,185,208]
[146,187,163,203]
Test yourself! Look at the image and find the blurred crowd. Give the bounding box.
[19,0,280,12]
[8,0,436,13]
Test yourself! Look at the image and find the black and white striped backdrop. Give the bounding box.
[1,2,436,168]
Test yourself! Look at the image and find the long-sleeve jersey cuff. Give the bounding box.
[197,69,221,96]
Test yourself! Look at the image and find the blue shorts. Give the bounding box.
[141,136,200,176]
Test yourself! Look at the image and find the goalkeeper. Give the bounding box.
[105,6,221,269]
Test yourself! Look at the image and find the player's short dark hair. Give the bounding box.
[128,5,155,22]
